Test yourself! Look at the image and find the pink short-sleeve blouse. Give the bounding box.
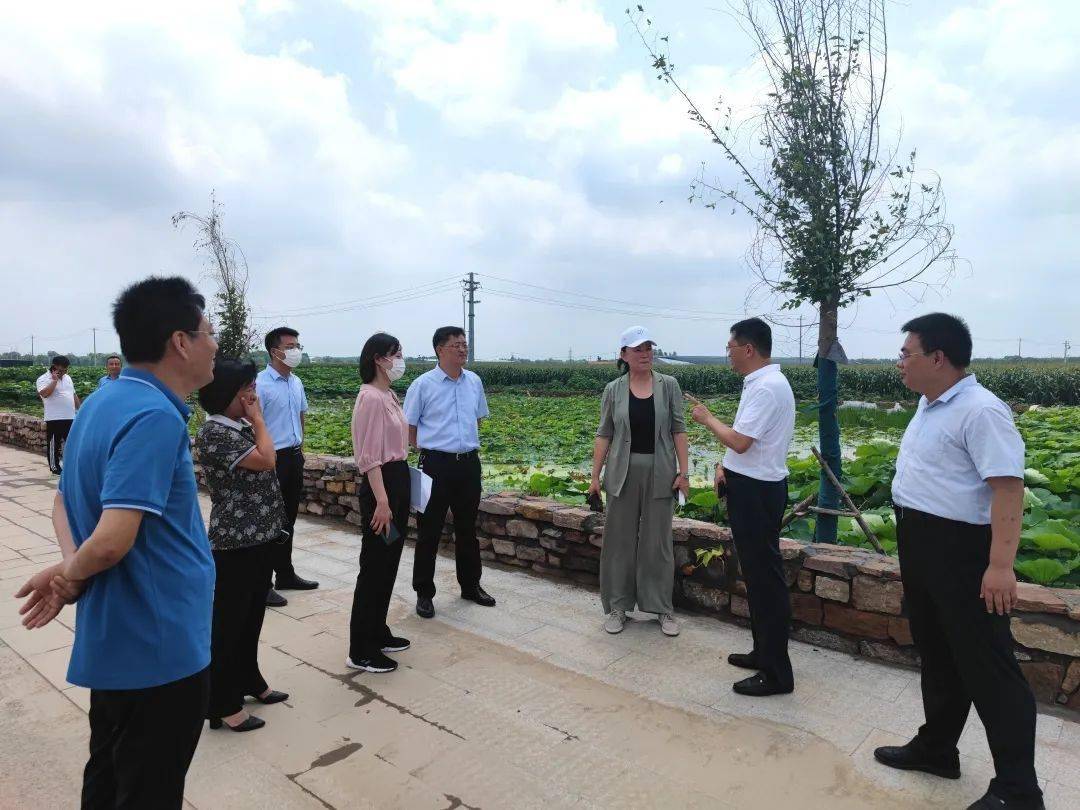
[351,385,409,474]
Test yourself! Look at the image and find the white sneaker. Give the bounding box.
[659,613,680,636]
[603,610,626,634]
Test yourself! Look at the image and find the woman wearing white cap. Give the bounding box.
[588,326,690,636]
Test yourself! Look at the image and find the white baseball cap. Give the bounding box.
[619,325,655,355]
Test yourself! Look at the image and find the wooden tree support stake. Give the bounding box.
[810,446,887,555]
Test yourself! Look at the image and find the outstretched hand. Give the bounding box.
[683,393,713,426]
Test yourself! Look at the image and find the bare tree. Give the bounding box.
[631,0,955,541]
[172,192,256,358]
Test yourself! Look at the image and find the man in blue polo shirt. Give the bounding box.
[96,354,122,389]
[16,276,218,809]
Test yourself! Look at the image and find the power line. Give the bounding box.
[251,276,461,319]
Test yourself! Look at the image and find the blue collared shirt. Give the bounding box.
[892,374,1024,525]
[96,375,119,390]
[58,368,215,690]
[256,366,309,450]
[403,366,489,453]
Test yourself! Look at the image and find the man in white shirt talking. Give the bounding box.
[689,318,796,697]
[36,354,80,474]
[874,314,1042,810]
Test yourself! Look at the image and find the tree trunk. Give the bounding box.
[815,299,842,543]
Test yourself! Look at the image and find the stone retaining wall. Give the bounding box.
[0,413,46,453]
[2,411,1078,712]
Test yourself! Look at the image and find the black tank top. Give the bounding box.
[628,391,656,454]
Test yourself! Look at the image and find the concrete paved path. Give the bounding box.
[0,444,1077,809]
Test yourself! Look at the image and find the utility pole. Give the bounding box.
[1066,340,1071,365]
[91,327,98,365]
[30,335,34,362]
[1017,337,1022,359]
[462,272,480,363]
[798,315,803,365]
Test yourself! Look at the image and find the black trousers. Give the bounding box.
[272,447,305,582]
[82,667,210,810]
[896,507,1042,806]
[349,460,409,659]
[724,468,793,689]
[413,449,482,599]
[46,418,73,473]
[208,543,273,719]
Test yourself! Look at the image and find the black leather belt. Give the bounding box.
[421,448,478,461]
[278,445,303,454]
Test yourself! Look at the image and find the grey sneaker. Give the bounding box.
[603,610,626,634]
[659,613,680,636]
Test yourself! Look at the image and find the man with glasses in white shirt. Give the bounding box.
[689,317,796,697]
[874,313,1042,810]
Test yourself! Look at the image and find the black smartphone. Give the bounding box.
[586,491,605,513]
[381,523,402,545]
[715,478,727,499]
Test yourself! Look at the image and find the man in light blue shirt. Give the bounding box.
[404,326,493,618]
[96,354,122,389]
[15,276,218,809]
[256,326,318,605]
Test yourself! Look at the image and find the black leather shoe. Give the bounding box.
[873,741,961,780]
[732,673,794,697]
[209,715,266,732]
[964,789,1044,809]
[727,652,759,670]
[416,596,435,618]
[461,586,496,607]
[249,690,289,705]
[266,588,288,607]
[276,575,319,591]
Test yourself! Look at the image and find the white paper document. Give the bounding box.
[409,466,433,513]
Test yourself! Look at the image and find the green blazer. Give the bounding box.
[596,371,687,499]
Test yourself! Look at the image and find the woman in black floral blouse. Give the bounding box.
[195,358,289,733]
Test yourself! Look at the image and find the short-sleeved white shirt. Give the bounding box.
[891,375,1024,525]
[723,364,796,482]
[36,372,77,421]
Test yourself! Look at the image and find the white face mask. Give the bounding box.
[385,357,406,382]
[279,347,302,368]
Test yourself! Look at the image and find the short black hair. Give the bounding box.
[901,313,972,368]
[105,354,121,363]
[198,357,258,415]
[112,277,206,363]
[432,326,465,353]
[359,333,401,384]
[264,326,299,354]
[730,317,772,357]
[51,355,71,369]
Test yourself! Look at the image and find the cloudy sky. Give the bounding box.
[2,0,1076,361]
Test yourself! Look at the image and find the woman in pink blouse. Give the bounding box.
[346,333,412,674]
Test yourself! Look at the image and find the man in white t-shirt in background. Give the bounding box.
[36,354,80,474]
[689,317,796,697]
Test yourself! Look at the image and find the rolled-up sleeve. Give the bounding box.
[596,385,615,439]
[964,404,1025,480]
[669,377,686,434]
[352,392,388,474]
